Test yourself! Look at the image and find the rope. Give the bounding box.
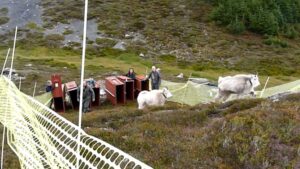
[260,77,270,98]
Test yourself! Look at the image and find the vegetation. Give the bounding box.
[211,0,300,36]
[63,29,74,35]
[1,89,300,169]
[62,94,300,169]
[0,17,9,25]
[263,36,288,48]
[0,7,9,25]
[0,1,299,168]
[37,0,300,77]
[0,8,8,15]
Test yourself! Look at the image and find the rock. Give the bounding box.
[111,71,118,76]
[188,78,209,84]
[139,53,145,57]
[268,92,293,102]
[113,41,126,51]
[2,68,16,76]
[176,73,183,78]
[122,135,129,140]
[99,127,114,132]
[125,34,132,38]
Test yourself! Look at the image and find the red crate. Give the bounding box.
[51,74,63,98]
[92,81,100,107]
[105,76,126,105]
[117,76,135,101]
[51,74,65,112]
[134,75,149,97]
[64,81,78,110]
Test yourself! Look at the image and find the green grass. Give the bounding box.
[0,17,9,25]
[2,94,300,168]
[36,0,300,78]
[59,94,300,169]
[0,45,298,92]
[0,0,299,168]
[62,29,74,35]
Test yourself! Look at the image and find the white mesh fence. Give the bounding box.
[0,76,152,169]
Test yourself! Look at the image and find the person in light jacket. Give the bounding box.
[77,81,95,113]
[146,66,161,90]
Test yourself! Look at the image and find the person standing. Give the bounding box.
[45,80,53,92]
[77,81,95,113]
[126,68,136,79]
[146,66,161,90]
[45,80,54,108]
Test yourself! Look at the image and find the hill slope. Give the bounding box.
[65,94,300,168]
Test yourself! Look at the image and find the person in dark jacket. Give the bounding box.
[77,81,95,113]
[146,66,161,90]
[126,68,136,79]
[45,80,54,109]
[45,80,53,92]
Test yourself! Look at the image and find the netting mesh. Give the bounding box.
[258,80,300,98]
[161,80,218,106]
[162,79,300,106]
[34,92,52,106]
[0,76,152,169]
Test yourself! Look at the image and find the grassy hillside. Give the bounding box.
[49,94,300,168]
[2,93,299,169]
[0,0,299,168]
[0,46,298,96]
[0,0,299,84]
[36,0,300,76]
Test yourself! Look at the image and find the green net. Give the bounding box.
[0,76,152,169]
[258,80,300,98]
[162,79,300,106]
[161,80,218,106]
[33,79,300,107]
[34,92,52,106]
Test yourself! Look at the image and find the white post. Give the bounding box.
[18,77,22,90]
[181,73,192,107]
[77,0,88,168]
[9,27,18,80]
[145,67,148,76]
[1,48,11,76]
[260,77,270,98]
[32,81,37,97]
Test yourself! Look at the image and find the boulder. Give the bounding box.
[113,41,126,51]
[188,78,209,84]
[176,73,184,78]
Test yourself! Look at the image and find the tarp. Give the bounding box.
[162,79,300,106]
[34,92,52,107]
[33,79,300,107]
[258,80,300,98]
[161,80,218,106]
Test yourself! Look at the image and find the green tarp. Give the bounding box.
[162,79,300,106]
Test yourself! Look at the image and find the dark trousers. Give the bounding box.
[151,83,159,90]
[83,98,91,113]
